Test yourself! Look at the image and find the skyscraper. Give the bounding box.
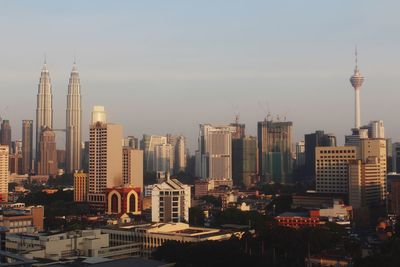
[122,147,143,189]
[22,120,33,174]
[66,63,82,173]
[0,120,12,150]
[154,143,174,174]
[350,48,364,129]
[349,139,387,208]
[141,135,167,172]
[36,61,53,165]
[174,135,187,173]
[257,119,293,183]
[232,136,257,187]
[37,127,57,176]
[367,120,385,139]
[0,145,9,202]
[197,124,235,187]
[88,106,123,210]
[304,130,336,177]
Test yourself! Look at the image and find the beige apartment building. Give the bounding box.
[88,117,123,210]
[122,147,143,189]
[349,139,387,208]
[316,146,357,194]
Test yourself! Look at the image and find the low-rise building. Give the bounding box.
[6,229,141,261]
[102,222,244,257]
[0,206,44,233]
[151,176,190,223]
[275,212,320,228]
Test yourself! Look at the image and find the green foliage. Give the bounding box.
[189,206,205,226]
[47,173,73,187]
[355,238,400,267]
[214,208,273,230]
[200,195,221,207]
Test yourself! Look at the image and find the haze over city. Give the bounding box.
[1,1,400,151]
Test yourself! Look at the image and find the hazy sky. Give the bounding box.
[1,1,400,152]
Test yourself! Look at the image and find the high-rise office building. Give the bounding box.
[123,136,139,149]
[22,120,33,174]
[295,141,305,168]
[88,107,123,210]
[230,117,245,140]
[315,146,357,194]
[392,143,400,173]
[66,63,82,173]
[257,119,293,183]
[0,120,11,151]
[197,124,235,187]
[122,147,143,190]
[74,172,88,202]
[154,143,174,174]
[349,139,387,208]
[232,136,257,187]
[0,145,9,202]
[304,131,336,177]
[37,127,57,176]
[368,120,385,138]
[174,135,187,173]
[81,141,90,173]
[141,135,167,172]
[151,175,191,223]
[36,61,53,165]
[9,140,22,175]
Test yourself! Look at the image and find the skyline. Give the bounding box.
[1,1,400,151]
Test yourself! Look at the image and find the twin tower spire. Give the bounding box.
[36,58,82,173]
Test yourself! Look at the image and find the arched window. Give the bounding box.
[129,194,136,213]
[111,194,119,213]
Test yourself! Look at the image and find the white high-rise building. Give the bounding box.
[151,175,191,223]
[175,135,187,173]
[142,135,167,172]
[0,145,9,202]
[197,124,235,187]
[66,63,82,173]
[91,106,107,124]
[154,143,174,174]
[36,61,53,164]
[368,120,385,139]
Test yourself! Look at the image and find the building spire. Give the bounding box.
[354,45,359,73]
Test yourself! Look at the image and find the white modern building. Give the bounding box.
[154,143,174,175]
[197,124,235,187]
[6,229,141,261]
[151,176,191,223]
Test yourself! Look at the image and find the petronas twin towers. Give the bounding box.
[36,60,82,173]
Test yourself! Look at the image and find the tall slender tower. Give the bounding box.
[350,48,364,129]
[66,62,82,173]
[36,60,53,165]
[22,120,33,174]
